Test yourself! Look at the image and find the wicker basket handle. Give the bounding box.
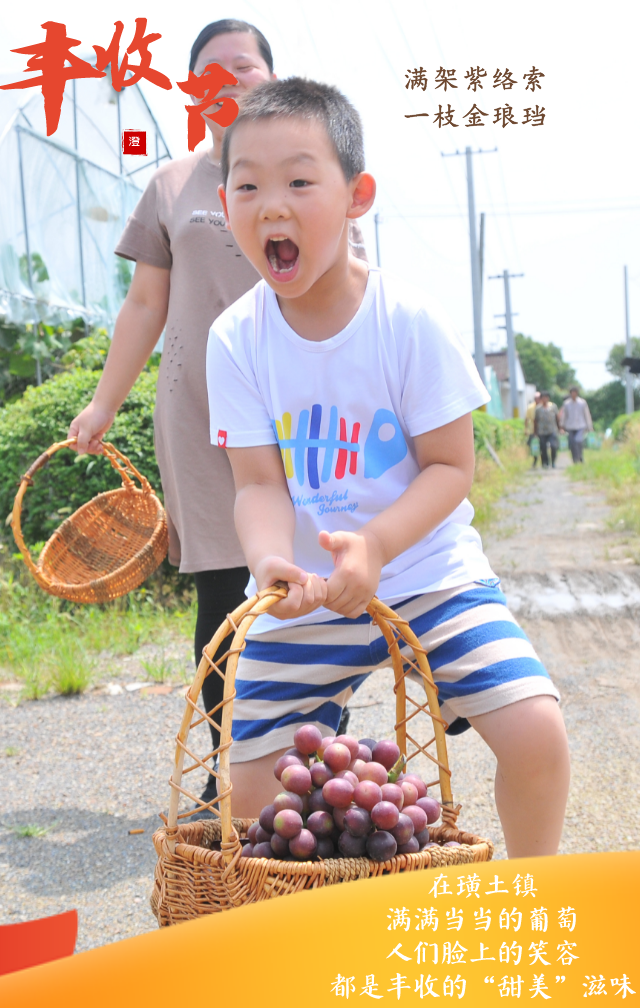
[166,586,455,859]
[11,437,153,579]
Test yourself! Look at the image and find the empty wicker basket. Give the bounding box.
[12,438,168,604]
[152,586,493,925]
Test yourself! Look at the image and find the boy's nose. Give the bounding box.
[260,197,291,221]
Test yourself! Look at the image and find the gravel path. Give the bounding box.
[1,455,639,951]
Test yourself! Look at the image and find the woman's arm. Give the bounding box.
[321,413,476,618]
[68,262,170,453]
[227,443,328,619]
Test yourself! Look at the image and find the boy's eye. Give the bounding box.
[290,179,310,188]
[238,183,257,191]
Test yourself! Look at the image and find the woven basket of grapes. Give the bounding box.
[151,585,493,925]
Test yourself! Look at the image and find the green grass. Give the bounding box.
[140,649,186,684]
[469,443,531,534]
[0,551,196,699]
[10,823,50,838]
[568,427,640,537]
[4,746,19,757]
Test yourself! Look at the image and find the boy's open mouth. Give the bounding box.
[265,237,299,280]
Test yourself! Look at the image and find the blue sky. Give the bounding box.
[1,0,638,389]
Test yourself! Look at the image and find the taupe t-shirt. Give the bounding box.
[115,149,367,572]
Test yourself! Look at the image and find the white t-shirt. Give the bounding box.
[207,268,495,632]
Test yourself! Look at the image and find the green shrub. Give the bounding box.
[0,366,160,544]
[473,411,524,454]
[59,331,112,372]
[610,410,640,442]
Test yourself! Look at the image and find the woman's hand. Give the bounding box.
[255,555,328,620]
[319,529,385,619]
[66,262,170,455]
[68,401,116,455]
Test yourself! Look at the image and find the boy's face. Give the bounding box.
[219,116,374,298]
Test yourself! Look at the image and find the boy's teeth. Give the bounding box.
[268,253,294,274]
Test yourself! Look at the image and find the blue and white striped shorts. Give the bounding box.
[230,582,559,762]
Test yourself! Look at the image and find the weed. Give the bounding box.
[0,552,196,697]
[11,823,50,838]
[140,650,175,684]
[569,426,640,542]
[47,641,93,695]
[4,746,19,757]
[18,662,50,700]
[469,444,530,534]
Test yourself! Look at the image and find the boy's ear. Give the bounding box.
[346,172,376,220]
[217,184,232,229]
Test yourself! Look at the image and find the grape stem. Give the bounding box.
[387,754,406,783]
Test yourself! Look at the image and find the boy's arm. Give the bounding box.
[321,413,476,619]
[226,444,328,619]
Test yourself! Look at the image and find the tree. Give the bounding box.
[514,333,577,394]
[585,380,640,430]
[605,337,640,379]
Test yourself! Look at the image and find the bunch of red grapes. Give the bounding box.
[242,724,457,863]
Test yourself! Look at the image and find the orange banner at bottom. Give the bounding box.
[0,851,637,1006]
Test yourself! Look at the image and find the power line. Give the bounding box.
[383,204,640,218]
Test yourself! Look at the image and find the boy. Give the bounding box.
[206,78,569,857]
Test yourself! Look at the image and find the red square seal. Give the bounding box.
[217,430,227,447]
[122,130,147,155]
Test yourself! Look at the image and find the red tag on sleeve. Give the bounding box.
[217,430,227,447]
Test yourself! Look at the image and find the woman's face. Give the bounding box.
[192,31,274,141]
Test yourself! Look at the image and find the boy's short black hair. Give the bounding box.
[221,77,365,184]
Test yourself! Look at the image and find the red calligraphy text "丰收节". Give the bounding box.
[0,20,239,145]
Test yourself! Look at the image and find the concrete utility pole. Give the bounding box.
[442,147,497,387]
[478,212,485,322]
[374,212,382,268]
[624,265,634,415]
[490,270,524,417]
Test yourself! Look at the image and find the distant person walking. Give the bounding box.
[559,386,593,464]
[525,391,541,468]
[534,391,560,469]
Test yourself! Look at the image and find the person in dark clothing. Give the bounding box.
[534,391,560,469]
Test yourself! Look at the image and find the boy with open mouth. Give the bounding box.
[206,77,569,858]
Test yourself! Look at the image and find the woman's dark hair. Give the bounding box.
[189,19,273,73]
[221,77,365,184]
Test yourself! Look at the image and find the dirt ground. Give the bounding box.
[1,453,639,951]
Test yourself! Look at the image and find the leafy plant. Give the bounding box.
[4,747,19,757]
[472,411,524,454]
[0,366,160,545]
[11,823,50,838]
[19,251,50,285]
[0,316,89,403]
[59,330,111,371]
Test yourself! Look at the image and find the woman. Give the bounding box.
[69,20,364,809]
